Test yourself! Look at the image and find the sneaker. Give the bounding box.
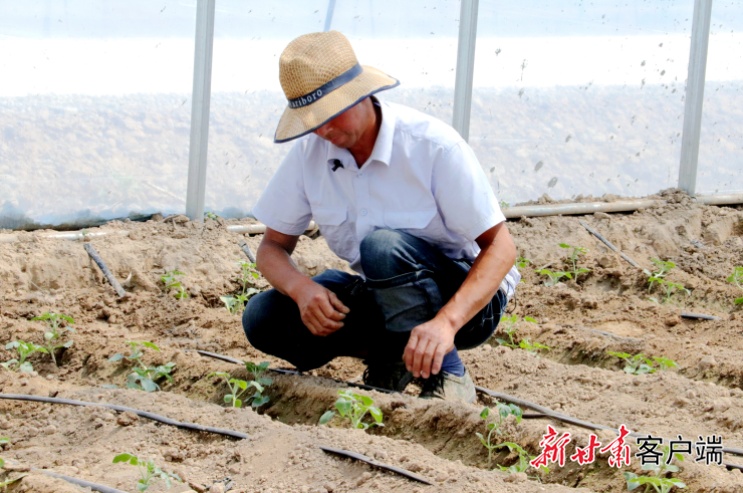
[362,361,414,392]
[419,370,476,404]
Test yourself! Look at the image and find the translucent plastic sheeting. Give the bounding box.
[470,0,694,205]
[697,0,743,195]
[204,0,461,219]
[0,1,196,229]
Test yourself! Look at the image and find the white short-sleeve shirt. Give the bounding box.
[253,98,520,297]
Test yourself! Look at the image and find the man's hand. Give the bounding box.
[294,281,350,336]
[403,317,456,378]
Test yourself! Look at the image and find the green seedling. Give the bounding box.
[204,211,219,220]
[518,338,551,354]
[160,270,188,299]
[643,259,689,303]
[495,315,537,348]
[208,366,270,409]
[515,256,531,269]
[109,341,175,392]
[727,266,743,305]
[644,258,676,292]
[495,441,548,477]
[2,340,48,373]
[220,260,261,315]
[0,437,27,488]
[113,453,181,492]
[607,351,677,375]
[0,437,9,468]
[624,446,686,493]
[651,279,690,304]
[537,268,573,286]
[245,361,273,386]
[32,312,75,366]
[319,389,384,431]
[559,243,591,280]
[476,403,523,466]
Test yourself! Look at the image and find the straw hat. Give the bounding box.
[274,31,399,143]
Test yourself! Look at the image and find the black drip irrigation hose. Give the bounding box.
[319,446,433,485]
[195,349,395,394]
[36,468,129,493]
[195,350,743,468]
[0,393,248,440]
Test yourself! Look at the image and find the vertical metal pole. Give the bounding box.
[324,0,337,32]
[678,0,713,196]
[452,0,479,141]
[186,0,216,221]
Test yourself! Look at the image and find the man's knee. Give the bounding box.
[360,229,416,278]
[241,290,272,349]
[359,228,398,259]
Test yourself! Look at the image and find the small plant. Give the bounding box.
[0,437,9,468]
[644,259,689,303]
[161,270,188,299]
[495,316,549,354]
[113,453,181,492]
[0,437,25,488]
[537,268,573,286]
[319,389,384,431]
[220,261,261,315]
[560,243,591,280]
[109,341,175,392]
[495,315,537,349]
[2,340,48,373]
[644,258,676,292]
[519,338,551,354]
[607,351,677,375]
[208,370,269,409]
[495,441,549,477]
[245,361,273,386]
[654,279,690,303]
[32,312,75,366]
[624,446,686,493]
[476,403,523,466]
[727,266,743,305]
[515,256,531,269]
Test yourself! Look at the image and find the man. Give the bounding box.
[243,30,520,403]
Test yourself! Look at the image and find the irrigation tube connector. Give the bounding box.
[0,393,248,440]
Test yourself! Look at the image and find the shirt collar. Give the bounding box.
[323,97,395,169]
[367,97,394,167]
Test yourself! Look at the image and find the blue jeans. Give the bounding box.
[242,229,508,371]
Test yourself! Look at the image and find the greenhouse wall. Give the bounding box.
[0,0,741,230]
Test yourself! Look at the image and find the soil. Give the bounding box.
[1,189,743,493]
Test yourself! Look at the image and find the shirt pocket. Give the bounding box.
[312,206,356,263]
[312,206,347,227]
[383,209,437,230]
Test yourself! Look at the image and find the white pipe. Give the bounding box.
[503,199,659,219]
[695,194,743,206]
[1,196,739,244]
[0,223,318,243]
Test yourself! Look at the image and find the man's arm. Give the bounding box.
[403,221,517,378]
[257,227,349,336]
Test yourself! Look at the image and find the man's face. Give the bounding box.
[313,102,368,149]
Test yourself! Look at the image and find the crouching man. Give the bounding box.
[242,31,520,403]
